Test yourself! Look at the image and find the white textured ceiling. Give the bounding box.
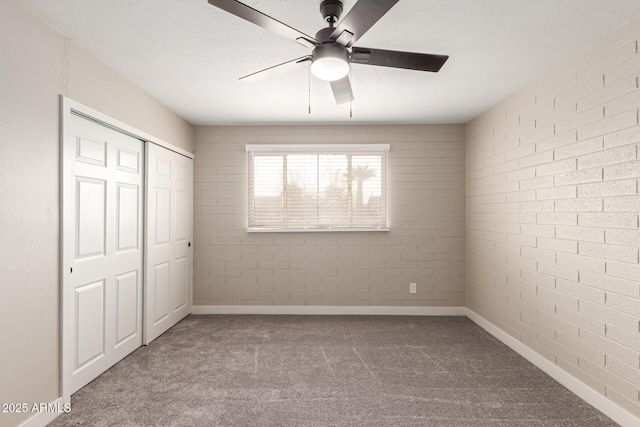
[17,0,640,125]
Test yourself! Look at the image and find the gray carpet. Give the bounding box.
[50,315,616,426]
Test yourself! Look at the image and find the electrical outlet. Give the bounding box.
[409,283,417,294]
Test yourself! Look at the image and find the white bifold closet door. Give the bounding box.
[64,113,144,393]
[144,142,193,345]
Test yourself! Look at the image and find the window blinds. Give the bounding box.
[247,144,389,231]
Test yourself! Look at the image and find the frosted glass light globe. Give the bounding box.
[311,44,350,81]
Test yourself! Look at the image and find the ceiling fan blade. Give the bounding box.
[330,76,354,105]
[240,56,311,82]
[351,47,449,72]
[330,0,399,47]
[207,0,318,48]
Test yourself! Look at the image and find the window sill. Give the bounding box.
[247,227,389,233]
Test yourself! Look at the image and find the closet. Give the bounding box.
[61,98,193,397]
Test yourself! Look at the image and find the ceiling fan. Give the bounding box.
[207,0,449,105]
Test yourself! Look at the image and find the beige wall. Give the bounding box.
[194,125,466,307]
[0,2,193,426]
[65,42,194,149]
[466,17,640,419]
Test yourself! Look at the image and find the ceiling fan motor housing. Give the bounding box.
[312,43,349,64]
[314,26,336,43]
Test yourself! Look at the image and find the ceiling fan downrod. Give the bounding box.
[320,0,343,27]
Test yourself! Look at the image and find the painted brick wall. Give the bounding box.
[194,125,465,308]
[466,22,640,417]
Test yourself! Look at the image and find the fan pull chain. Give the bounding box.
[308,61,311,115]
[349,68,353,118]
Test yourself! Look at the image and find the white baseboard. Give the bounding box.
[465,308,639,427]
[18,398,65,427]
[192,305,466,316]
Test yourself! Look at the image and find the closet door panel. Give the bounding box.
[64,113,144,393]
[144,143,193,344]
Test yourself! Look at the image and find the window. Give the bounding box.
[247,144,389,232]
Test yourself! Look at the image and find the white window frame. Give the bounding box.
[246,144,390,233]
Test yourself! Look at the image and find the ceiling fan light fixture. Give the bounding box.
[311,43,349,81]
[207,0,448,105]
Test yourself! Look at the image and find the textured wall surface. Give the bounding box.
[193,125,465,307]
[0,2,193,426]
[466,20,640,418]
[65,41,194,151]
[0,4,65,427]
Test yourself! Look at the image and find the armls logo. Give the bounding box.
[2,402,71,413]
[31,402,72,413]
